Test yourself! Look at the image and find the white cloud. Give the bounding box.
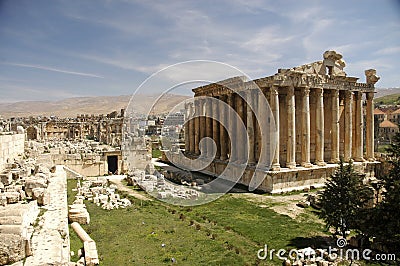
[375,46,400,56]
[241,26,295,53]
[2,62,104,78]
[78,53,169,74]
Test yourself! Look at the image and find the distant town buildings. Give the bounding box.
[374,107,400,144]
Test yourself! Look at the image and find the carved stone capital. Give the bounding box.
[301,87,310,96]
[366,92,374,101]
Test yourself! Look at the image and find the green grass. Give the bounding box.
[67,179,331,265]
[67,179,387,265]
[152,149,162,158]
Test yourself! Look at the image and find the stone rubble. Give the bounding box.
[131,170,201,201]
[71,177,131,212]
[0,158,57,265]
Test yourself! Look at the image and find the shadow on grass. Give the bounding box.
[287,235,336,249]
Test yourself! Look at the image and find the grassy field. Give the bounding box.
[152,148,162,159]
[67,179,334,265]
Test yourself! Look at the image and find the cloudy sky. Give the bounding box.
[0,0,399,102]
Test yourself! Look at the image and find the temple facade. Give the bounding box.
[180,51,380,193]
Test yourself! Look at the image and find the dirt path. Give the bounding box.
[232,193,306,219]
[109,178,152,201]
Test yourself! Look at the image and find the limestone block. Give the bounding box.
[68,204,90,224]
[24,178,47,197]
[0,233,26,265]
[0,195,7,207]
[31,188,50,206]
[4,193,19,204]
[0,173,12,186]
[84,241,99,266]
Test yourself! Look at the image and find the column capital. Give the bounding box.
[271,85,279,95]
[287,85,295,96]
[354,90,363,100]
[301,87,310,96]
[314,87,323,94]
[366,91,374,101]
[344,90,354,98]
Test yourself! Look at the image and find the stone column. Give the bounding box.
[194,99,200,155]
[219,95,228,160]
[270,86,280,170]
[286,85,296,169]
[301,87,312,167]
[315,87,326,166]
[205,98,213,156]
[344,91,353,162]
[246,90,256,165]
[199,99,207,155]
[354,91,364,161]
[227,93,236,161]
[212,97,220,159]
[330,90,340,163]
[366,92,375,161]
[236,93,245,163]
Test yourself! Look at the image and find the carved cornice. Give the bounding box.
[193,73,375,98]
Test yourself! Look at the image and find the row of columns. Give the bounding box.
[184,87,375,170]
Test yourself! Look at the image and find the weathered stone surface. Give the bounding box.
[0,201,39,265]
[365,69,380,85]
[31,188,50,206]
[0,234,26,265]
[24,177,48,198]
[68,204,90,224]
[24,165,70,265]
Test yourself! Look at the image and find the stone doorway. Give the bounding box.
[107,155,118,174]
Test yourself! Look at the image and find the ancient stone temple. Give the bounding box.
[180,51,380,193]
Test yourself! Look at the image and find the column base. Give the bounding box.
[329,158,340,164]
[301,162,313,168]
[247,160,256,166]
[316,161,326,166]
[286,162,296,169]
[271,163,281,171]
[344,157,351,162]
[219,155,228,161]
[353,157,365,162]
[367,157,376,162]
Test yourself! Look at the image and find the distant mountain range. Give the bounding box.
[0,87,398,119]
[375,87,400,98]
[0,94,190,119]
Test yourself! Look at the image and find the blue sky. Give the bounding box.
[0,0,399,102]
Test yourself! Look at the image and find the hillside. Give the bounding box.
[375,92,400,105]
[0,94,191,119]
[375,87,400,99]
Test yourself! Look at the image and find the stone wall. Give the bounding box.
[165,152,378,193]
[38,154,108,177]
[0,133,24,172]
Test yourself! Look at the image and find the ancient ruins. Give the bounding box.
[0,50,387,265]
[174,51,380,193]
